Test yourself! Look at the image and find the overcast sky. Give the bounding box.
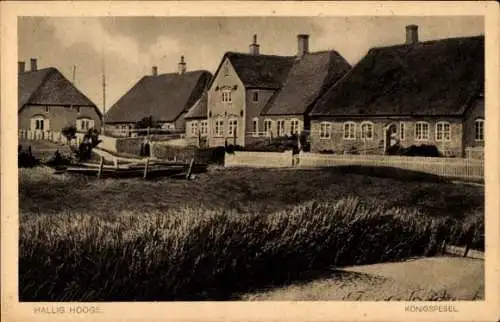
[18,16,483,112]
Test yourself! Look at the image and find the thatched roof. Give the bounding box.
[184,91,207,120]
[18,68,99,114]
[262,51,351,115]
[105,70,212,123]
[221,52,296,89]
[311,35,484,117]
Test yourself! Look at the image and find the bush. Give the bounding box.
[388,144,443,157]
[19,197,483,301]
[45,150,73,167]
[18,145,40,168]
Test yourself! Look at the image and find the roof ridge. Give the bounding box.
[225,51,296,59]
[368,34,484,52]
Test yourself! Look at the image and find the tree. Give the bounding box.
[135,116,159,136]
[61,125,77,146]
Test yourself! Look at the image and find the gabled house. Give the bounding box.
[105,56,212,137]
[184,34,351,147]
[18,58,102,139]
[309,25,484,158]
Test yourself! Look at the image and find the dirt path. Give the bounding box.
[241,257,484,301]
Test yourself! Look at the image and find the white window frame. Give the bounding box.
[399,122,405,141]
[319,122,332,139]
[191,121,199,136]
[474,118,484,141]
[221,90,232,103]
[252,117,259,137]
[415,121,430,141]
[360,121,374,140]
[343,121,356,140]
[264,119,273,136]
[215,119,224,137]
[200,120,208,136]
[290,118,300,135]
[228,119,238,137]
[435,121,451,142]
[77,118,93,132]
[276,120,285,137]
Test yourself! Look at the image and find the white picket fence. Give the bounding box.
[224,150,484,182]
[18,129,86,145]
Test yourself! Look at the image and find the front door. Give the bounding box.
[384,123,398,153]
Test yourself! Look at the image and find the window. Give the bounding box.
[223,64,229,76]
[252,118,259,136]
[475,118,484,141]
[361,122,374,140]
[277,120,285,136]
[344,122,356,140]
[215,119,224,137]
[45,106,49,113]
[36,119,44,130]
[319,122,332,139]
[415,122,430,141]
[77,118,93,131]
[400,122,405,141]
[228,119,238,137]
[264,119,273,136]
[191,122,199,136]
[76,106,80,113]
[252,91,259,102]
[200,120,208,136]
[290,119,300,135]
[436,122,451,141]
[221,90,232,103]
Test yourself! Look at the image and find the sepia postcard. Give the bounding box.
[1,1,499,322]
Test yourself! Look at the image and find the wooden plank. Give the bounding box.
[97,157,104,178]
[186,158,195,179]
[143,158,150,179]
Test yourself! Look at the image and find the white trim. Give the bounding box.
[360,121,374,140]
[415,121,430,141]
[214,118,224,137]
[252,117,259,137]
[290,118,300,135]
[263,119,273,136]
[276,119,285,137]
[200,120,208,137]
[399,122,405,141]
[343,121,356,140]
[435,121,451,142]
[228,118,238,137]
[319,121,332,139]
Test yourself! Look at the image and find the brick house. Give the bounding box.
[309,25,484,158]
[105,56,212,137]
[184,34,351,147]
[18,58,102,140]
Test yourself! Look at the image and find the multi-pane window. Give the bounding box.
[215,119,224,136]
[319,122,332,139]
[252,118,259,136]
[228,119,238,137]
[475,119,484,141]
[77,118,92,131]
[290,119,300,135]
[400,123,405,141]
[264,119,273,135]
[344,122,356,140]
[253,91,259,102]
[36,119,44,130]
[277,120,285,136]
[221,90,232,103]
[415,122,430,141]
[191,122,198,136]
[436,122,451,141]
[200,121,208,136]
[361,122,374,140]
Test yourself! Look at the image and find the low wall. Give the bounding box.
[224,150,294,168]
[97,135,118,152]
[151,143,217,163]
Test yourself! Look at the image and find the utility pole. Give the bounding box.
[101,45,106,135]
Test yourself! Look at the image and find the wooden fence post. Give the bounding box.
[186,158,195,180]
[143,157,150,179]
[97,157,104,179]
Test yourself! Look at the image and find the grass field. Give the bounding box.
[19,166,484,301]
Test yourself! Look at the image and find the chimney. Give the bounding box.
[405,25,419,44]
[178,56,186,75]
[30,58,37,71]
[152,66,158,76]
[249,34,260,55]
[18,61,25,73]
[297,34,309,57]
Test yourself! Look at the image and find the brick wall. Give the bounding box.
[310,117,464,157]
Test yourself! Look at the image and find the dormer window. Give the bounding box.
[252,91,259,102]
